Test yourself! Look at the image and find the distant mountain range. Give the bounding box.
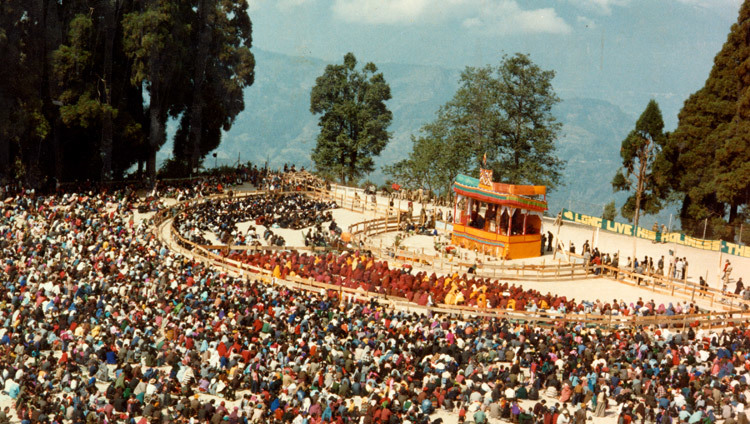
[160,48,678,227]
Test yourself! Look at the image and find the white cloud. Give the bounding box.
[566,0,630,15]
[332,0,572,34]
[576,15,597,29]
[331,0,431,24]
[674,0,740,5]
[674,0,742,9]
[462,17,482,28]
[246,0,312,13]
[506,6,572,35]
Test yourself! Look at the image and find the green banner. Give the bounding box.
[560,209,750,258]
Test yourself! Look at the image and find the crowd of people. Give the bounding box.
[174,194,337,246]
[0,171,749,424]
[303,221,344,249]
[228,249,703,318]
[571,240,692,284]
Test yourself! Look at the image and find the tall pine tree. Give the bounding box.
[611,100,668,225]
[668,1,750,239]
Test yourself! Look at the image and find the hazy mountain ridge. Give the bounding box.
[184,48,675,225]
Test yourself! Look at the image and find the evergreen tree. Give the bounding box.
[668,1,750,239]
[123,0,191,180]
[0,0,254,186]
[171,0,255,175]
[0,0,45,183]
[611,100,668,225]
[310,53,392,184]
[494,54,564,188]
[602,201,617,221]
[384,119,469,196]
[386,53,564,193]
[439,66,501,171]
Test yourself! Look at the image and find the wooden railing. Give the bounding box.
[164,186,590,280]
[162,218,750,330]
[153,185,750,328]
[556,248,750,311]
[342,211,590,281]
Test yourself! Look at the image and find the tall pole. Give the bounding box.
[718,249,724,290]
[667,213,672,233]
[740,223,744,246]
[702,217,708,240]
[632,134,653,263]
[553,208,563,260]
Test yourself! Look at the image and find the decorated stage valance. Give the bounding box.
[453,174,547,212]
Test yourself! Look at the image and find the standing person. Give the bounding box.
[458,403,467,423]
[675,258,685,281]
[595,391,607,418]
[592,254,602,276]
[657,256,664,276]
[723,260,733,287]
[682,257,688,280]
[603,253,611,276]
[612,254,620,279]
[547,231,554,252]
[583,250,591,272]
[574,405,587,424]
[736,278,745,296]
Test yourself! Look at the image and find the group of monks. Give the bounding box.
[228,250,580,312]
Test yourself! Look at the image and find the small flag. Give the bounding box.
[479,168,493,188]
[482,152,487,166]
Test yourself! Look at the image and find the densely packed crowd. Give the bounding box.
[229,250,703,318]
[174,194,337,246]
[0,175,748,424]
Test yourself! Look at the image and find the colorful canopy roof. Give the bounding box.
[453,174,547,212]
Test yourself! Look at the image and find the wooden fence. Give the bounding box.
[161,215,750,330]
[343,211,591,281]
[557,249,750,311]
[151,186,750,328]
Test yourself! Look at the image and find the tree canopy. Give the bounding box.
[310,53,392,185]
[611,100,669,225]
[383,119,469,196]
[386,53,564,195]
[665,1,750,239]
[0,0,254,186]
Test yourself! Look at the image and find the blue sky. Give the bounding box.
[246,0,743,127]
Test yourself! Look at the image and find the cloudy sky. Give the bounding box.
[246,0,743,126]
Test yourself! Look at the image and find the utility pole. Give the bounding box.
[631,133,654,262]
[702,217,708,240]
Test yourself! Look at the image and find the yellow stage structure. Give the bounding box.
[451,171,547,259]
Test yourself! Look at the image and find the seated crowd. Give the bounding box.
[174,194,337,245]
[0,175,746,424]
[229,250,702,318]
